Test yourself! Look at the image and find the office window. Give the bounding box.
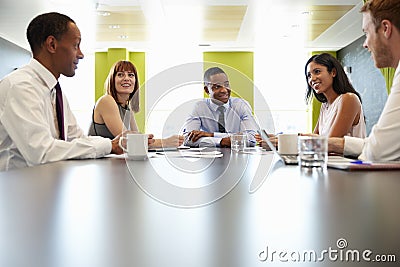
[254,47,309,134]
[60,52,95,133]
[145,46,203,138]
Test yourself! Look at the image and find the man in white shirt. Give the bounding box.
[329,0,400,161]
[182,67,258,147]
[0,12,125,171]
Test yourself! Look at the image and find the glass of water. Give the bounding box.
[298,136,328,169]
[230,133,247,153]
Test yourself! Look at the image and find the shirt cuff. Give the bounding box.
[214,132,229,138]
[90,136,112,157]
[343,136,364,158]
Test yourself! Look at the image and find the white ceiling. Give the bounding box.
[0,0,364,52]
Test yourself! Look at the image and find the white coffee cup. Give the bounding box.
[119,133,148,160]
[278,133,298,155]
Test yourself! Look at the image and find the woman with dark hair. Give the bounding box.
[88,60,183,147]
[305,53,366,138]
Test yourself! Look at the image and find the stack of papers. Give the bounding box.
[148,145,190,152]
[327,156,400,171]
[155,149,223,158]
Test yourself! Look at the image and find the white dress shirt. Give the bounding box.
[182,97,258,147]
[0,59,111,171]
[344,60,400,161]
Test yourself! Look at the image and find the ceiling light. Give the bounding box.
[97,11,111,16]
[109,25,120,29]
[118,35,129,39]
[301,11,313,16]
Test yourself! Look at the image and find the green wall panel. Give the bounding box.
[129,52,146,133]
[107,48,128,67]
[94,52,108,101]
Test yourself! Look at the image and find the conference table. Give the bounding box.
[0,148,399,267]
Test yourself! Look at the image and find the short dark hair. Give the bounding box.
[361,0,400,32]
[26,12,75,55]
[204,67,227,83]
[304,53,362,104]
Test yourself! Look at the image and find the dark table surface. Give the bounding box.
[0,149,399,267]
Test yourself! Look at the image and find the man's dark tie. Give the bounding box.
[217,106,226,133]
[55,82,65,140]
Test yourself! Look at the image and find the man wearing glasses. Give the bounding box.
[183,67,258,147]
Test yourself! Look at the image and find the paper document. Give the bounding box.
[327,156,400,171]
[156,150,223,158]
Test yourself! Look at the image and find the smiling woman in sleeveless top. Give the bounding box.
[88,60,183,147]
[305,53,366,138]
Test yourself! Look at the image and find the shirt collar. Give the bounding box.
[209,98,231,111]
[29,58,58,91]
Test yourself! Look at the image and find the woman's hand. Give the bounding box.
[150,135,184,148]
[298,133,319,137]
[258,133,277,150]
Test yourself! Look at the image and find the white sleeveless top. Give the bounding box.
[318,94,366,138]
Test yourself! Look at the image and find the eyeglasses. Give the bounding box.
[207,82,230,91]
